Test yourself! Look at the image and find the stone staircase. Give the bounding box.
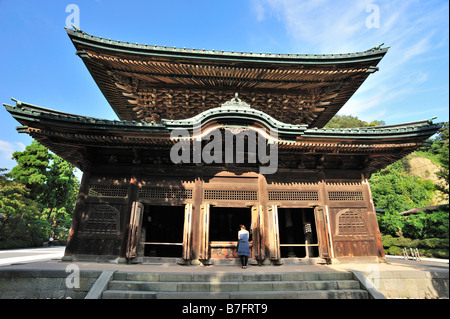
[101,271,369,299]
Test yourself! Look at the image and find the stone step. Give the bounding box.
[108,279,361,292]
[102,290,157,299]
[101,270,368,299]
[102,289,369,299]
[113,271,354,282]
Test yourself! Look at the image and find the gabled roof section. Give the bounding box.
[66,28,388,128]
[164,94,308,138]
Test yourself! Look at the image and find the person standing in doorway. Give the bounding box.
[237,225,250,269]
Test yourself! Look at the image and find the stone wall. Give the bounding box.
[0,270,102,299]
[355,270,449,299]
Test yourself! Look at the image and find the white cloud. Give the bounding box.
[0,140,25,161]
[396,35,432,65]
[256,0,374,53]
[251,0,266,21]
[252,0,449,122]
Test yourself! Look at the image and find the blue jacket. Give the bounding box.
[237,230,250,256]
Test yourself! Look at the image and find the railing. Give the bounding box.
[140,242,183,246]
[402,247,421,261]
[280,243,319,258]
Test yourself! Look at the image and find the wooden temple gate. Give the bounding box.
[5,28,442,265]
[78,167,382,265]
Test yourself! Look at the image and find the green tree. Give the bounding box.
[8,141,51,208]
[0,168,46,245]
[324,114,385,128]
[6,141,79,242]
[370,161,435,213]
[44,155,79,238]
[402,208,449,239]
[370,161,436,236]
[419,122,449,198]
[435,123,449,198]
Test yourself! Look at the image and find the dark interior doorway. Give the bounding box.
[209,207,251,241]
[277,208,319,258]
[143,205,184,257]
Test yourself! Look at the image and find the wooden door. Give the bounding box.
[314,206,331,259]
[268,205,280,260]
[251,205,264,260]
[198,204,210,260]
[126,202,144,259]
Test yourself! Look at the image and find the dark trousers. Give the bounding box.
[240,256,248,266]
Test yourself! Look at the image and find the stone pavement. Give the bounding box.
[0,254,447,273]
[0,246,65,266]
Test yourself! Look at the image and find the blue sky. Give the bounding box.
[0,0,448,173]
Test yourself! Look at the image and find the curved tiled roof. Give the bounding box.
[67,28,388,128]
[66,27,388,64]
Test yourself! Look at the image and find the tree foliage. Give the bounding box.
[431,122,449,197]
[370,160,436,215]
[9,141,50,206]
[402,208,449,239]
[368,122,449,240]
[324,114,385,128]
[0,168,42,244]
[0,142,79,248]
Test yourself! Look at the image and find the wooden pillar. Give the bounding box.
[251,205,264,262]
[190,176,204,262]
[64,160,91,260]
[125,202,144,259]
[362,171,386,262]
[259,172,281,264]
[257,174,269,262]
[182,203,193,260]
[120,165,140,259]
[316,170,333,262]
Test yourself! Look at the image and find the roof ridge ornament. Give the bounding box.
[221,93,251,109]
[366,43,385,52]
[71,24,82,32]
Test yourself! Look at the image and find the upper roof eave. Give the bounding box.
[66,28,389,66]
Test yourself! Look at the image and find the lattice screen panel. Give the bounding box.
[88,185,129,197]
[328,191,364,201]
[203,189,258,201]
[139,187,193,199]
[336,210,369,236]
[268,190,319,201]
[84,205,120,234]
